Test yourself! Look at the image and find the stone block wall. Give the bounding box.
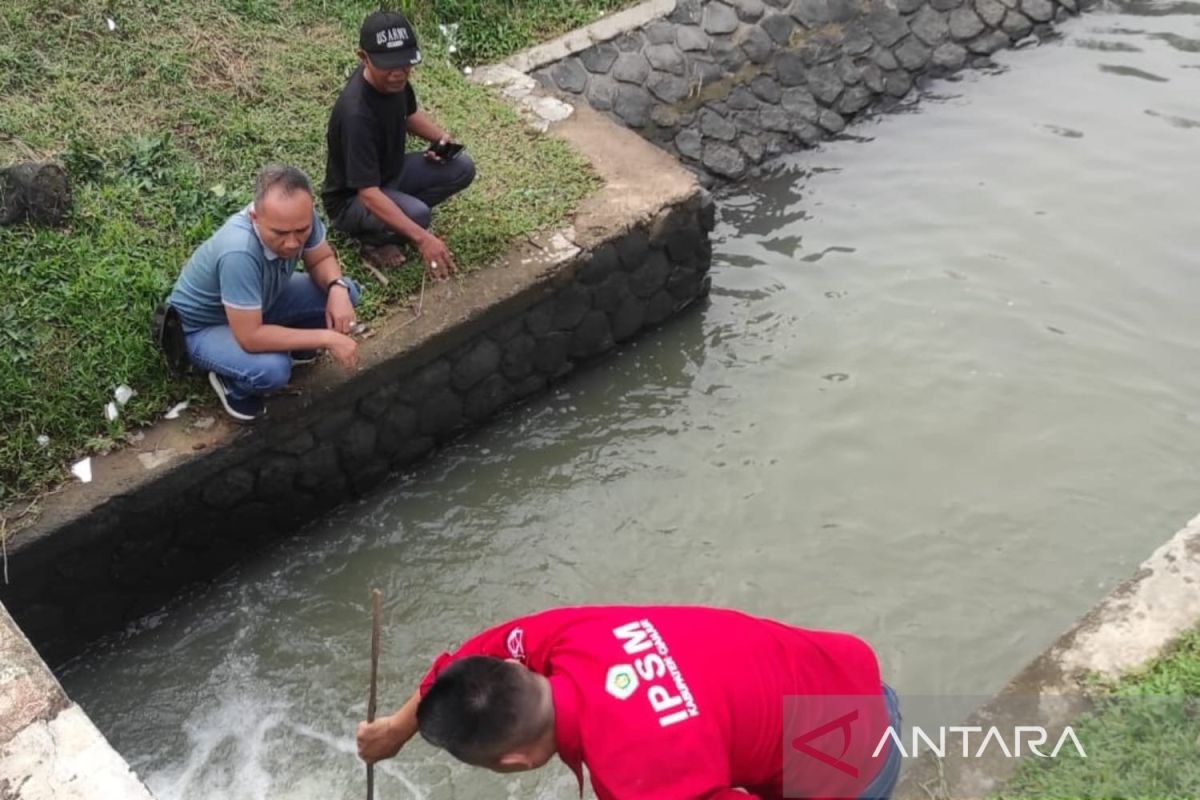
[532,0,1086,181]
[1,196,715,667]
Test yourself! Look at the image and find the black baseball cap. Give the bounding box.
[359,10,422,69]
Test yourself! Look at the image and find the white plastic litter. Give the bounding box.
[438,23,460,55]
[164,401,190,420]
[114,384,137,406]
[36,435,50,447]
[463,66,473,76]
[71,458,93,483]
[106,17,116,31]
[104,401,119,422]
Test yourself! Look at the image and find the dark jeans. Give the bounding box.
[184,273,362,401]
[859,684,903,800]
[331,151,476,245]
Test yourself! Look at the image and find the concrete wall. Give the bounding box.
[1,602,155,800]
[0,105,714,668]
[895,512,1200,797]
[528,0,1087,181]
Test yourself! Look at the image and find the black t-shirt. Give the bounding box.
[322,66,419,219]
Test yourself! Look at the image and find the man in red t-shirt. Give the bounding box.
[357,605,901,799]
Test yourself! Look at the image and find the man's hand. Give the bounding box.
[325,286,356,335]
[325,330,359,370]
[424,137,452,164]
[357,690,421,765]
[416,232,456,282]
[358,715,404,764]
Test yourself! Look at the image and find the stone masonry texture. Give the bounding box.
[534,0,1093,183]
[0,198,716,667]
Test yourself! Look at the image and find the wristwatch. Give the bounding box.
[327,276,352,294]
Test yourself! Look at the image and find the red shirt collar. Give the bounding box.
[550,675,584,795]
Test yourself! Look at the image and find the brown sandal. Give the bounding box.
[361,243,408,270]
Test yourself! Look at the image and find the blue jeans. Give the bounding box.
[331,151,477,245]
[184,273,361,401]
[859,684,903,800]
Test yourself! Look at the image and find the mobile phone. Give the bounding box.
[429,141,465,160]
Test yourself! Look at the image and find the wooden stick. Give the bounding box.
[345,239,390,287]
[363,260,391,287]
[367,588,383,800]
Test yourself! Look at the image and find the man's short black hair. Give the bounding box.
[417,656,546,765]
[253,164,313,206]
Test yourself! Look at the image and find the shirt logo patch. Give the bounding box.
[506,627,526,662]
[611,619,700,728]
[605,664,640,701]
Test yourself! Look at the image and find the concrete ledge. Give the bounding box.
[1052,512,1200,680]
[896,514,1200,798]
[503,0,676,74]
[1,604,66,746]
[0,707,155,800]
[1,602,154,800]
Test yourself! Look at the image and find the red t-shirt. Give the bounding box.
[420,606,889,800]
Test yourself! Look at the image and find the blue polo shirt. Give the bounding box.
[168,206,326,333]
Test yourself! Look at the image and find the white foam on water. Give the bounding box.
[146,690,286,800]
[291,723,428,800]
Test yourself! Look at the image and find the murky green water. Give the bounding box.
[61,5,1200,798]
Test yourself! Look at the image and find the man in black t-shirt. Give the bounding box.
[323,10,476,281]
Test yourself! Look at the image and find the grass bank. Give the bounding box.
[0,0,633,505]
[997,625,1200,798]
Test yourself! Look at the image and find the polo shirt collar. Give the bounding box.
[246,203,283,262]
[550,675,585,796]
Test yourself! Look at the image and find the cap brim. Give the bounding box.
[368,48,422,69]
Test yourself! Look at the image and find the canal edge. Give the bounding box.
[895,514,1200,797]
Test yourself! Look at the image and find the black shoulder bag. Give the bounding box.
[152,301,191,376]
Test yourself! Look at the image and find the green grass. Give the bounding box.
[0,0,632,504]
[997,626,1200,799]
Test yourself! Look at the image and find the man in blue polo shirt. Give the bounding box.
[167,164,362,422]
